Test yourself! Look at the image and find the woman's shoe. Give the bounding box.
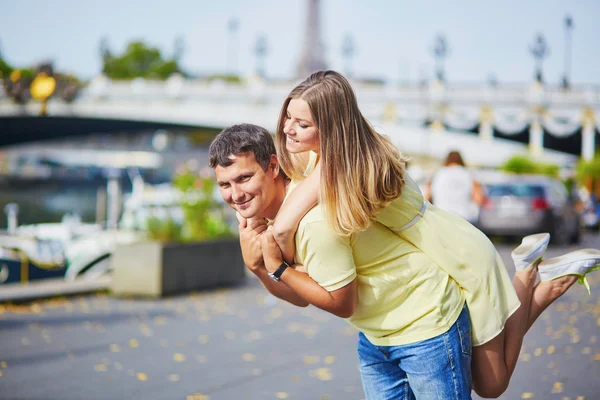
[538,249,600,294]
[511,233,551,271]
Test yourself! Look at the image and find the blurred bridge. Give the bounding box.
[1,76,600,167]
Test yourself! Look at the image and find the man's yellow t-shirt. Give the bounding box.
[294,205,465,346]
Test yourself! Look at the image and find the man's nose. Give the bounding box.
[231,185,245,202]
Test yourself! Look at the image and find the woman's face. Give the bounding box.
[283,98,320,154]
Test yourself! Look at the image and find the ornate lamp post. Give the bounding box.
[254,34,268,79]
[432,34,449,82]
[561,15,574,89]
[227,17,240,76]
[30,63,56,116]
[174,36,185,63]
[341,34,355,78]
[529,33,550,83]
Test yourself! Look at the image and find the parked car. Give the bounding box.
[478,175,581,244]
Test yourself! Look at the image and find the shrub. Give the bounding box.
[576,156,600,183]
[500,155,559,178]
[144,168,234,243]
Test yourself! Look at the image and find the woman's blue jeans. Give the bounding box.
[358,304,472,400]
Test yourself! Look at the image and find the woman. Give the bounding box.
[425,150,484,224]
[267,70,598,398]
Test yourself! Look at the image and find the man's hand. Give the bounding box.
[260,228,285,273]
[238,215,268,272]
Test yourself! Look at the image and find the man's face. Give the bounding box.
[214,152,279,219]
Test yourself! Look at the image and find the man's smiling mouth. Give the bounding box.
[235,199,252,209]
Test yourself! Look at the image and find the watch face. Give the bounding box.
[268,272,280,282]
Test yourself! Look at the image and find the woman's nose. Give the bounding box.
[283,118,293,134]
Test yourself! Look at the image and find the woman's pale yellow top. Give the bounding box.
[307,152,520,346]
[375,173,520,346]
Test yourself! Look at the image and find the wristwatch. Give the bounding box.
[268,261,290,282]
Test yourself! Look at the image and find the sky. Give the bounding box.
[1,0,599,84]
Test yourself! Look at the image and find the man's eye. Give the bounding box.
[219,183,230,188]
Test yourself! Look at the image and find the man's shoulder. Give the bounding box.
[298,204,327,226]
[295,205,352,258]
[296,205,343,244]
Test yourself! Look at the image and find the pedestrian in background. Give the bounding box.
[426,150,484,224]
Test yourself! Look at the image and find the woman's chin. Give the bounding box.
[285,143,303,154]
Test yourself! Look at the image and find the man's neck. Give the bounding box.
[262,178,289,220]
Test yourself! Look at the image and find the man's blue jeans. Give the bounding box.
[358,304,472,400]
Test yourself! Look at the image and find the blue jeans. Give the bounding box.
[358,304,472,400]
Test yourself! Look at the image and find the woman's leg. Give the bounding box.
[472,263,538,398]
[472,266,580,398]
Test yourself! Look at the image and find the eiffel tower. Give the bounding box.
[296,0,327,79]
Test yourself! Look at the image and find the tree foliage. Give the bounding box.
[0,56,12,78]
[576,156,600,184]
[102,41,180,80]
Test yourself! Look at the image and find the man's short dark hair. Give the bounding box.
[209,124,276,171]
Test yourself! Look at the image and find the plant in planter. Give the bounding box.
[500,155,559,178]
[111,167,244,298]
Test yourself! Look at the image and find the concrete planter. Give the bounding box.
[111,239,245,297]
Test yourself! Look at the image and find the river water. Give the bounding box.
[0,130,214,229]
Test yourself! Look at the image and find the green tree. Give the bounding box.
[102,41,181,80]
[0,57,12,78]
[576,156,600,187]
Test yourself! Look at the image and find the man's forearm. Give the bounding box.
[250,266,309,307]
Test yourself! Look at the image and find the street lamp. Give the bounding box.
[227,17,240,76]
[432,34,449,82]
[341,34,355,78]
[174,36,185,63]
[254,34,268,80]
[30,62,56,116]
[529,33,550,84]
[561,15,574,89]
[99,37,111,66]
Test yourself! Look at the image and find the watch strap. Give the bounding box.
[272,261,290,280]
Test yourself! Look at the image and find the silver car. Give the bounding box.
[478,175,581,244]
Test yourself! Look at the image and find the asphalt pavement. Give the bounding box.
[0,233,599,400]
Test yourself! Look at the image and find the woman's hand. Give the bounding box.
[260,227,285,273]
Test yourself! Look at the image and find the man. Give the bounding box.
[209,123,472,399]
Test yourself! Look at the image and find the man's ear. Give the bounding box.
[268,154,280,177]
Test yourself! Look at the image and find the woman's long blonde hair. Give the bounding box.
[276,70,407,236]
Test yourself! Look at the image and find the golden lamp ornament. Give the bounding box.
[30,72,56,115]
